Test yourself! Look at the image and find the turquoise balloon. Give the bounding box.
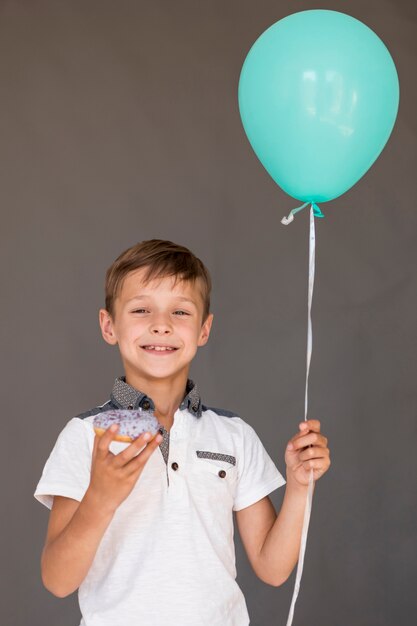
[238,10,399,203]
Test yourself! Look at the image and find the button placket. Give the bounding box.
[166,435,187,500]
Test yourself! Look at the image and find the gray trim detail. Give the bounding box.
[158,425,170,466]
[196,451,236,466]
[75,387,239,426]
[201,405,239,418]
[76,400,116,420]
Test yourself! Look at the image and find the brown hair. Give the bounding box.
[105,239,212,323]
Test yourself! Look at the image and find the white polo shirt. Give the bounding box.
[34,378,285,626]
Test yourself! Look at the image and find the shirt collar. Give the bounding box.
[110,376,203,418]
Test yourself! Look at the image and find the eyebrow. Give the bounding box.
[127,295,197,306]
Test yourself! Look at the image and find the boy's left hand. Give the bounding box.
[285,420,331,487]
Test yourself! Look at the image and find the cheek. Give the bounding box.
[117,322,140,344]
[179,326,200,345]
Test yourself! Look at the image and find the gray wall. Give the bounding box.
[1,1,416,625]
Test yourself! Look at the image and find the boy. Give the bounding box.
[34,239,330,626]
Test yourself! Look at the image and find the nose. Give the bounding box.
[150,314,172,335]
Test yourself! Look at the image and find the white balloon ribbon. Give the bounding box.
[281,203,323,625]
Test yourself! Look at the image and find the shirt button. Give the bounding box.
[218,470,226,478]
[142,400,151,410]
[171,462,179,471]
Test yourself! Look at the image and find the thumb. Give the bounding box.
[92,433,100,460]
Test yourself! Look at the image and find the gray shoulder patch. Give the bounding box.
[76,400,115,420]
[201,404,239,418]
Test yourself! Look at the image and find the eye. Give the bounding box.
[132,308,148,314]
[173,310,190,316]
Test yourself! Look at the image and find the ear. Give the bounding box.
[99,309,118,346]
[197,313,214,347]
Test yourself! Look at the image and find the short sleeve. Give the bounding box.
[34,417,94,510]
[233,420,286,511]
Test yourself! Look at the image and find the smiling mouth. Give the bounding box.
[141,345,179,352]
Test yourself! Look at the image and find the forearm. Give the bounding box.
[259,479,312,586]
[41,489,115,597]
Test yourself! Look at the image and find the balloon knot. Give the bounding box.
[311,203,325,218]
[281,202,325,225]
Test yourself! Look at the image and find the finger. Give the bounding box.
[93,431,108,460]
[93,432,99,458]
[125,433,163,475]
[292,432,328,451]
[286,424,326,451]
[302,458,327,472]
[299,419,321,433]
[96,424,119,458]
[298,446,330,462]
[113,431,161,468]
[286,426,312,449]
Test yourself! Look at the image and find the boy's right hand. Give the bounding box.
[88,424,163,514]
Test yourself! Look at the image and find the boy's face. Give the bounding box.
[99,268,213,384]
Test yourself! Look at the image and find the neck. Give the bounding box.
[124,368,190,430]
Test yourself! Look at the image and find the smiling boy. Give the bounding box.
[99,251,212,431]
[34,239,330,626]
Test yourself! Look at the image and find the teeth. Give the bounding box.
[144,346,175,351]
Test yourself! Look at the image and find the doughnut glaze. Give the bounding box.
[93,409,161,443]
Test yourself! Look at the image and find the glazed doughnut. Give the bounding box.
[93,409,161,443]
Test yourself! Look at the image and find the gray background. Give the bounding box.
[1,1,416,625]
